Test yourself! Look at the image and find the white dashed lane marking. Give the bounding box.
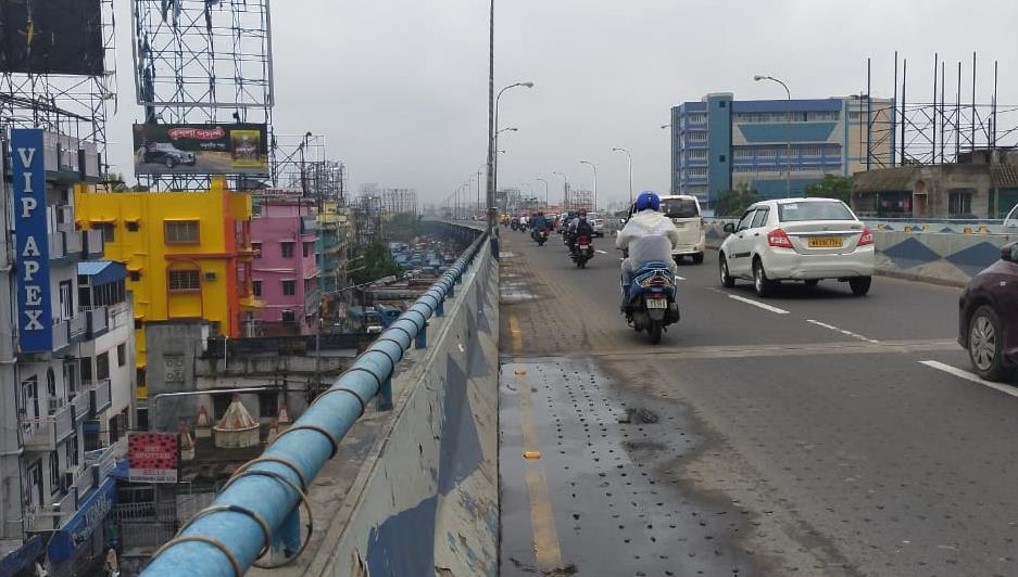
[920,360,1018,399]
[807,319,880,344]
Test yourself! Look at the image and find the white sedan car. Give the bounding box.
[718,198,875,297]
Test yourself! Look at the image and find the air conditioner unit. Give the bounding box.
[204,271,218,281]
[48,397,65,414]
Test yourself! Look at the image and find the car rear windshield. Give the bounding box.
[661,199,699,219]
[778,201,854,222]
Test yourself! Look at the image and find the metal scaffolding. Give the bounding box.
[0,0,117,170]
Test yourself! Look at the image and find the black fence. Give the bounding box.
[203,332,375,359]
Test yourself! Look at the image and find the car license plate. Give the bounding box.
[808,237,843,248]
[646,298,667,309]
[579,245,588,250]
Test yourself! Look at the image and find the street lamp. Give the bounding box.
[552,171,568,209]
[754,74,793,198]
[611,147,633,206]
[579,160,597,212]
[490,82,534,225]
[535,177,549,209]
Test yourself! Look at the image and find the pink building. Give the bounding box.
[250,198,320,335]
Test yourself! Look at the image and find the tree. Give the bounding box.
[349,241,402,286]
[804,174,852,204]
[714,185,760,217]
[384,212,421,243]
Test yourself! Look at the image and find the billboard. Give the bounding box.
[128,432,179,483]
[0,0,104,75]
[132,123,269,176]
[12,129,52,354]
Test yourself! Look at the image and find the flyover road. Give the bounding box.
[497,228,1018,577]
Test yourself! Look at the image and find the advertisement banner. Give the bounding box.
[127,432,179,483]
[12,129,52,354]
[0,0,104,75]
[132,123,269,175]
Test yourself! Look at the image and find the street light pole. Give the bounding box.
[477,162,486,218]
[611,147,633,206]
[493,82,534,222]
[486,0,495,228]
[535,177,549,209]
[755,74,793,198]
[579,160,597,212]
[552,171,568,209]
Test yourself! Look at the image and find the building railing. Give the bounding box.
[89,378,113,415]
[22,403,75,451]
[85,437,125,481]
[69,312,87,339]
[140,223,488,577]
[71,389,91,422]
[48,232,67,260]
[27,488,77,533]
[85,306,110,337]
[52,319,70,351]
[82,229,104,257]
[71,463,95,496]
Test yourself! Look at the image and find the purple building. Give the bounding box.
[251,198,320,335]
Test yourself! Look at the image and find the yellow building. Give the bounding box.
[74,178,258,401]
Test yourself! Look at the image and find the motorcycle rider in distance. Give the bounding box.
[616,191,680,309]
[567,209,595,255]
[529,211,550,241]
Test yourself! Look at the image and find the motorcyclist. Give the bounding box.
[530,211,549,240]
[616,191,680,309]
[567,209,595,254]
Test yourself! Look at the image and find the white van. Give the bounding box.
[658,195,706,264]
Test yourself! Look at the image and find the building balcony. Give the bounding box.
[69,313,87,342]
[69,463,94,497]
[300,217,318,234]
[83,306,109,339]
[26,488,77,533]
[70,389,91,422]
[90,378,113,416]
[84,437,126,483]
[52,319,70,353]
[22,402,75,452]
[82,229,104,258]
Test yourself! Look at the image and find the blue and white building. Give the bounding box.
[669,93,895,207]
[1,129,135,577]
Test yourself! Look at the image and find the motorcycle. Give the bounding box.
[531,227,550,246]
[510,219,521,232]
[570,235,595,268]
[623,261,679,344]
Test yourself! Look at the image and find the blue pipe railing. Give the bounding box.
[140,226,488,577]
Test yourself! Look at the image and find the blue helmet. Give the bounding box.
[635,191,660,212]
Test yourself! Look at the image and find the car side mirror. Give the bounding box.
[1005,243,1018,262]
[723,222,735,234]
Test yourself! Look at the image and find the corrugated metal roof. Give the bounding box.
[991,165,1018,188]
[854,167,919,193]
[77,261,127,286]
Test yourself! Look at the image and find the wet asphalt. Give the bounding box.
[497,228,1018,577]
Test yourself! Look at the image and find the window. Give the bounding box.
[252,281,262,297]
[751,208,770,229]
[129,270,141,282]
[737,209,757,232]
[252,242,262,258]
[304,279,313,293]
[778,200,854,222]
[948,190,974,216]
[719,154,727,163]
[117,343,127,367]
[66,434,79,467]
[49,452,60,493]
[93,223,115,243]
[281,242,295,258]
[303,242,313,257]
[165,221,200,244]
[168,270,201,291]
[282,280,296,296]
[281,310,296,324]
[47,369,56,397]
[96,352,110,381]
[258,391,279,418]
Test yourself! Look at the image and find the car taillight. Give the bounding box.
[767,228,793,248]
[857,226,874,247]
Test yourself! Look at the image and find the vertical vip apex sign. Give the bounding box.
[12,129,52,353]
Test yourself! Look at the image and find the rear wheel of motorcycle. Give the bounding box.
[648,320,663,344]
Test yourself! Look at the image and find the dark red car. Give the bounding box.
[958,242,1018,381]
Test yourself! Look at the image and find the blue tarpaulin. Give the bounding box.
[77,261,127,287]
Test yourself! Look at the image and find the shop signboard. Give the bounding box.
[132,123,269,175]
[127,432,179,483]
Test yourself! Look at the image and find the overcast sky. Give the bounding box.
[108,0,1018,208]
